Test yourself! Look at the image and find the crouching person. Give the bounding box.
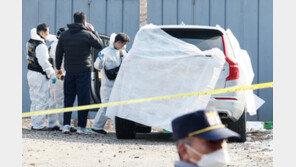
[91,33,130,134]
[172,109,240,167]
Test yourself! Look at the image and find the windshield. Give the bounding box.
[163,29,224,52]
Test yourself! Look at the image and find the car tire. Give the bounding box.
[136,125,152,133]
[115,116,136,139]
[227,110,246,142]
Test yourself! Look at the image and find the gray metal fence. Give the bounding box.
[147,0,273,121]
[22,0,140,115]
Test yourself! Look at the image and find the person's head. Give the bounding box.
[176,136,227,167]
[57,27,66,39]
[172,110,240,167]
[37,23,49,39]
[73,12,86,25]
[113,33,130,50]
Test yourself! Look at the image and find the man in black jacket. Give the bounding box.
[55,12,103,134]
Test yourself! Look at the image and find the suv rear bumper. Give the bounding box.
[207,91,245,122]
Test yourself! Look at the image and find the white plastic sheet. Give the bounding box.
[106,24,225,131]
[226,30,265,115]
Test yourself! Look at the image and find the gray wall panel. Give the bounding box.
[106,0,123,35]
[258,0,273,121]
[178,0,194,24]
[90,0,107,34]
[194,0,210,25]
[225,0,244,46]
[38,0,56,33]
[22,0,39,113]
[243,0,259,121]
[147,0,162,25]
[123,0,140,49]
[56,0,73,31]
[243,0,259,85]
[163,0,177,25]
[209,0,225,28]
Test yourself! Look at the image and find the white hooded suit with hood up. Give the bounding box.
[27,28,57,129]
[92,33,127,130]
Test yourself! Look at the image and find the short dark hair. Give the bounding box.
[57,27,66,36]
[114,33,130,43]
[37,23,49,35]
[74,12,86,24]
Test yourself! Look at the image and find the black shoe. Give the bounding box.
[92,129,107,134]
[31,126,48,131]
[48,126,60,131]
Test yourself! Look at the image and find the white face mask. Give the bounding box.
[45,34,56,42]
[185,144,230,167]
[122,44,127,51]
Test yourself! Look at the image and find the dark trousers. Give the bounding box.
[63,72,91,128]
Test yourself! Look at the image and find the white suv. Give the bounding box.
[91,26,248,142]
[159,25,247,142]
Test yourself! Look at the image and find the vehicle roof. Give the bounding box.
[158,25,225,33]
[98,33,110,39]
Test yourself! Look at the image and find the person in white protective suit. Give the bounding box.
[91,33,130,134]
[26,23,58,130]
[47,28,69,131]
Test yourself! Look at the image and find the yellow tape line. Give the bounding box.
[22,82,273,118]
[189,124,226,137]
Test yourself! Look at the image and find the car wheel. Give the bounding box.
[115,116,136,139]
[227,110,246,142]
[136,125,152,133]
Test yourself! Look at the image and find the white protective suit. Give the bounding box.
[47,34,65,129]
[92,33,127,130]
[27,28,56,129]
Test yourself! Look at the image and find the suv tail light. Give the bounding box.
[222,35,239,81]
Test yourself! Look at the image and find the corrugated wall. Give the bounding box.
[147,0,273,121]
[22,0,140,115]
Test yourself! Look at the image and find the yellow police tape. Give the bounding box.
[22,82,273,118]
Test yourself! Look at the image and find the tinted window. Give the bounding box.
[100,36,110,48]
[163,29,224,52]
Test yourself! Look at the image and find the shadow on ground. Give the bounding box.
[22,128,173,146]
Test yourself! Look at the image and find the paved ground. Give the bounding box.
[22,119,273,167]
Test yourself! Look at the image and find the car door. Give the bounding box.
[90,34,110,105]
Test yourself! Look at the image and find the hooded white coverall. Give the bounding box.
[47,35,65,130]
[92,33,127,130]
[27,28,56,129]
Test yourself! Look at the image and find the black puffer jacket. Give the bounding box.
[55,23,103,73]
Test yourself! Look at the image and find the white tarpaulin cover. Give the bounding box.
[226,29,265,115]
[106,24,226,131]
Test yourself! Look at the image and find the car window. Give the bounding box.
[93,36,110,63]
[100,37,110,48]
[163,29,224,52]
